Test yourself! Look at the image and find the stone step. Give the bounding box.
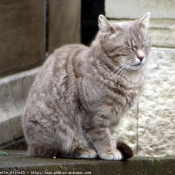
[0,150,174,175]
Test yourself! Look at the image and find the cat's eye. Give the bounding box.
[124,46,136,52]
[130,46,136,52]
[131,47,136,51]
[130,39,137,51]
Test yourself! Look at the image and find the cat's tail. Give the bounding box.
[117,140,134,160]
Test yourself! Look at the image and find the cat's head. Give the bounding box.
[98,12,151,71]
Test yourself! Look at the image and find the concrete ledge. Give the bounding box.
[0,150,174,175]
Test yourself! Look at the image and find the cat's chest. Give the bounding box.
[107,76,143,99]
[105,84,142,125]
[79,69,144,121]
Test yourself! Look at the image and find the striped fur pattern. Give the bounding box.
[22,13,151,160]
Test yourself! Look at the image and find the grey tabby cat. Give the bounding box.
[22,12,151,160]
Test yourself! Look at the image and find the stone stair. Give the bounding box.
[0,150,174,175]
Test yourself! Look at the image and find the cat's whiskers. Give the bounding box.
[117,60,133,77]
[144,58,150,63]
[118,65,128,78]
[108,63,128,78]
[144,58,153,71]
[103,63,126,85]
[116,64,128,77]
[103,61,130,88]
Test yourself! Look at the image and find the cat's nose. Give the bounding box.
[137,56,144,62]
[136,50,145,62]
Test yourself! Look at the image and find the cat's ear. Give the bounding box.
[137,12,150,29]
[98,15,116,35]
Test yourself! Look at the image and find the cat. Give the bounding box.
[22,12,151,160]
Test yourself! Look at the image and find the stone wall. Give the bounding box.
[105,0,175,157]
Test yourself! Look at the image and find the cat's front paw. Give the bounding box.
[99,149,123,160]
[74,147,97,159]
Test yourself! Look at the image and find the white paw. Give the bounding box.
[88,148,98,159]
[99,149,123,160]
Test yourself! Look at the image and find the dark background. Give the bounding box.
[81,0,105,45]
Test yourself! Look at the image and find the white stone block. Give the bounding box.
[0,67,40,145]
[105,0,175,19]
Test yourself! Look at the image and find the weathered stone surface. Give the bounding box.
[105,0,175,19]
[119,48,175,157]
[49,0,81,53]
[0,0,45,77]
[149,19,175,48]
[118,107,138,155]
[138,48,175,157]
[0,67,40,145]
[0,150,175,175]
